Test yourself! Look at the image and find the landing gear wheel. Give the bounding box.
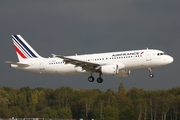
[97,77,103,83]
[149,74,154,78]
[88,76,94,82]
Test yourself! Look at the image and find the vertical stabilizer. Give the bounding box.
[12,35,42,62]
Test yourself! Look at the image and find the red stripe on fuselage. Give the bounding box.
[14,45,27,59]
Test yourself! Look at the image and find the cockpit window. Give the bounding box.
[157,53,166,56]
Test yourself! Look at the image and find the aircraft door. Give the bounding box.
[146,51,152,61]
[39,60,45,71]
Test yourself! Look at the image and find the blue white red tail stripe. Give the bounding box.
[12,35,41,59]
[14,45,27,58]
[13,35,37,58]
[12,37,32,58]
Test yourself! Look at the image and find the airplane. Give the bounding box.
[5,35,174,83]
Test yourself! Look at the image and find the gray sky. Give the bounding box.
[1,1,179,91]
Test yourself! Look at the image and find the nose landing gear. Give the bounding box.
[148,68,154,78]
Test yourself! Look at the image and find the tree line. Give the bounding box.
[0,83,180,120]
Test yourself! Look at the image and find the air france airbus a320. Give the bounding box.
[6,35,173,83]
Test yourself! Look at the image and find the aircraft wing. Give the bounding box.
[5,61,30,67]
[54,54,103,71]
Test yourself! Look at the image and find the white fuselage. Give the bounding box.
[11,49,173,76]
[7,34,174,83]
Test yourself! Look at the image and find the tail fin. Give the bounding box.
[12,35,42,62]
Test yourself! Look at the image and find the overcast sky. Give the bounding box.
[1,1,179,91]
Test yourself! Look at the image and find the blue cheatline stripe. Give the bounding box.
[12,37,32,58]
[13,35,37,58]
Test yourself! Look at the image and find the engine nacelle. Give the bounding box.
[101,63,125,75]
[115,70,131,77]
[101,64,118,75]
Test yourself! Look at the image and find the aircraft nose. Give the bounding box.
[167,56,174,64]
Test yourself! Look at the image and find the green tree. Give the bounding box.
[29,89,45,113]
[103,89,117,107]
[103,105,119,120]
[17,91,28,116]
[117,92,134,120]
[127,88,145,120]
[54,86,73,108]
[10,106,23,117]
[40,107,58,118]
[118,83,127,95]
[57,107,72,118]
[159,90,171,120]
[0,88,11,117]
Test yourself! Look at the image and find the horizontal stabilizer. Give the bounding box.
[5,61,29,67]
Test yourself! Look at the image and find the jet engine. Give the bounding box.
[101,64,118,75]
[101,63,125,75]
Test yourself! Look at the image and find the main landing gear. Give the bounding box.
[148,68,154,78]
[88,73,103,83]
[88,76,95,82]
